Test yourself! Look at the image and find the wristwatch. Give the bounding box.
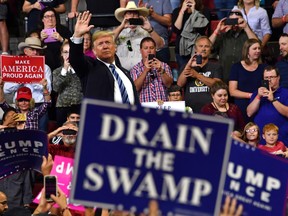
[272,98,277,103]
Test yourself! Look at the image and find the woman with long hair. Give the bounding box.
[229,38,266,123]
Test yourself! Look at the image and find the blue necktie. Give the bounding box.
[109,64,130,104]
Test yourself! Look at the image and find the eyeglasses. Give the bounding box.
[264,75,278,80]
[126,40,133,52]
[169,93,181,97]
[246,129,257,133]
[0,201,7,205]
[43,14,55,19]
[229,11,242,16]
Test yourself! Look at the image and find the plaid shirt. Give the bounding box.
[0,101,49,130]
[130,61,173,103]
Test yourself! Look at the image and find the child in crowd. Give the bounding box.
[258,123,288,158]
[233,122,260,147]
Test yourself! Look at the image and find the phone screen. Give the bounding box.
[261,80,269,89]
[129,18,144,25]
[224,18,238,25]
[148,54,155,61]
[45,176,57,201]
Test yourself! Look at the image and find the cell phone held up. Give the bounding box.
[148,54,155,61]
[44,175,57,202]
[129,18,144,26]
[261,80,269,90]
[224,18,238,26]
[196,54,202,64]
[44,27,57,43]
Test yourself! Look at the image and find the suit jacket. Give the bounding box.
[69,39,139,104]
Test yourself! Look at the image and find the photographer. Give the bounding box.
[113,1,164,71]
[130,37,173,103]
[172,0,210,70]
[209,9,257,83]
[177,36,223,113]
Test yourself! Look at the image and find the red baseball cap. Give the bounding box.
[16,87,32,100]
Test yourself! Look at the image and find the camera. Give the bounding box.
[148,54,155,61]
[261,80,269,90]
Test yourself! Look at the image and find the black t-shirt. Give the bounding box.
[26,0,66,31]
[86,0,120,27]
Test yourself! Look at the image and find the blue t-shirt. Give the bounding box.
[229,62,265,122]
[251,87,288,145]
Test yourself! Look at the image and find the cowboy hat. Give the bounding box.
[114,1,149,22]
[18,37,47,51]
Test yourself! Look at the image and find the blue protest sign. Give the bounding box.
[0,129,48,179]
[224,140,288,216]
[71,99,234,215]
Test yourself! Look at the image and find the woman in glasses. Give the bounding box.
[39,7,72,71]
[201,80,245,131]
[232,0,271,47]
[52,41,83,127]
[232,122,260,147]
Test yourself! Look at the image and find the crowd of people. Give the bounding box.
[0,0,287,215]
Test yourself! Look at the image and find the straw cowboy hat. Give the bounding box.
[18,37,47,51]
[114,1,149,22]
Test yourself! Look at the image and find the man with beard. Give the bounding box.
[177,36,223,113]
[48,121,78,159]
[276,33,288,89]
[209,10,257,83]
[0,192,8,216]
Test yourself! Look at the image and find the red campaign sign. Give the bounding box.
[1,55,45,83]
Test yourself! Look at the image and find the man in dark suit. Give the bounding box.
[69,11,139,105]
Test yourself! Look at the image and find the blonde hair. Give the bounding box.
[92,31,115,43]
[15,98,35,110]
[241,122,260,143]
[237,0,260,9]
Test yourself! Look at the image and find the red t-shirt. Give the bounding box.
[258,141,287,155]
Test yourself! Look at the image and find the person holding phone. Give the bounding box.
[113,1,164,70]
[48,121,78,159]
[209,9,257,83]
[247,65,288,145]
[39,7,72,71]
[130,37,173,102]
[177,36,223,113]
[172,0,210,70]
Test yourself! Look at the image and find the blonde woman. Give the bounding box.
[232,0,271,47]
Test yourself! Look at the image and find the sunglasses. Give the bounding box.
[126,40,133,52]
[229,11,242,16]
[18,98,30,102]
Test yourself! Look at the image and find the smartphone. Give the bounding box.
[224,18,239,26]
[196,55,202,64]
[148,54,155,61]
[15,113,26,122]
[44,175,57,202]
[261,80,269,89]
[129,18,144,25]
[44,28,57,43]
